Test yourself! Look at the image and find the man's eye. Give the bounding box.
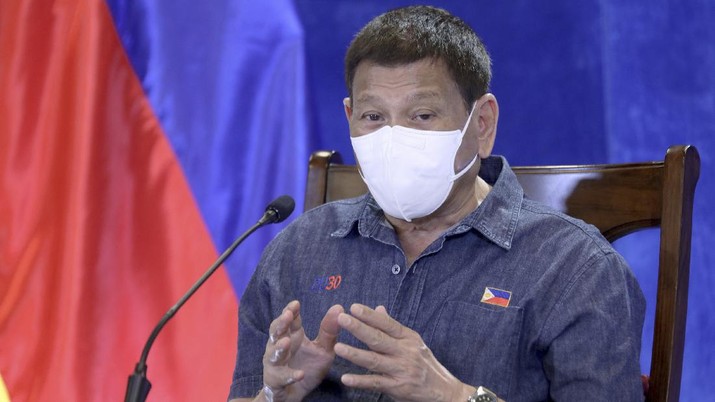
[416,114,433,121]
[365,114,381,121]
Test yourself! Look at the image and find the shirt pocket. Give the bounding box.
[426,300,523,398]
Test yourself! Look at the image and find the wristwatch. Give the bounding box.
[467,386,498,402]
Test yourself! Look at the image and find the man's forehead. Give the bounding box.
[351,59,458,105]
[353,58,446,81]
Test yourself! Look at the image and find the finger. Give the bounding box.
[334,342,397,374]
[337,312,395,354]
[268,301,301,345]
[288,303,305,353]
[262,336,304,385]
[263,336,291,365]
[341,372,394,392]
[315,304,344,350]
[345,303,410,345]
[350,304,407,339]
[287,300,302,333]
[268,308,293,344]
[263,364,305,389]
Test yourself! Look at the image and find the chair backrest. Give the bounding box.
[304,145,700,402]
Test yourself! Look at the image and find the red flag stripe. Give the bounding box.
[0,0,237,400]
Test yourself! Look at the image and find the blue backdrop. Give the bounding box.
[108,0,713,400]
[295,1,714,400]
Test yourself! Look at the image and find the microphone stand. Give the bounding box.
[125,209,282,402]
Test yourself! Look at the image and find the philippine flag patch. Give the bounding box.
[481,287,512,307]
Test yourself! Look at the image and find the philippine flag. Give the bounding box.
[0,0,311,401]
[481,287,512,307]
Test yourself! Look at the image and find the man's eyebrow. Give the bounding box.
[355,91,443,105]
[355,94,381,105]
[406,91,442,103]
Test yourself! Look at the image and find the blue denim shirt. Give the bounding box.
[229,156,646,401]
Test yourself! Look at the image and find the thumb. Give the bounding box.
[315,304,344,350]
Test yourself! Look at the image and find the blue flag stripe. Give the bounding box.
[105,0,314,295]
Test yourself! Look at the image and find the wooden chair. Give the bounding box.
[304,145,700,402]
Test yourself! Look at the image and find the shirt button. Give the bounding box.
[391,264,401,275]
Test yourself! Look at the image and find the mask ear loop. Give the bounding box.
[451,101,479,180]
[461,101,478,133]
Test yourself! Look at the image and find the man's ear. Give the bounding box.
[475,93,499,159]
[343,97,353,121]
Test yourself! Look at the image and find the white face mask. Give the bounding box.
[350,104,477,222]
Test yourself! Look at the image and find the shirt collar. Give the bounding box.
[459,156,522,250]
[330,156,523,250]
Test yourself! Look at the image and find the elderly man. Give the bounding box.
[228,6,645,402]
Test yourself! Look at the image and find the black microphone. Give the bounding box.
[259,195,296,225]
[124,195,295,402]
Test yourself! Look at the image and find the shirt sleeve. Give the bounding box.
[540,251,646,401]
[227,248,275,400]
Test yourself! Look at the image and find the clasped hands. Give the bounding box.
[259,300,474,402]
